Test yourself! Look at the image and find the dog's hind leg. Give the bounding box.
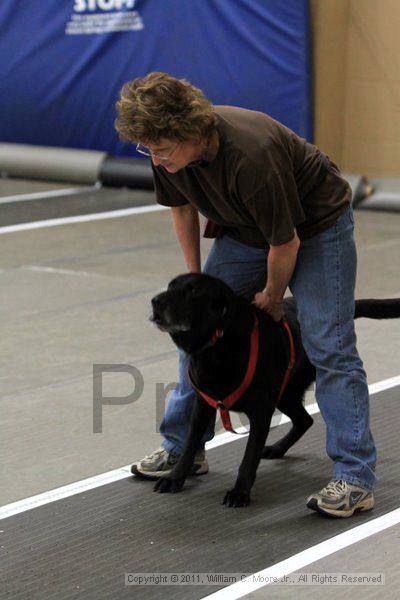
[261,391,313,459]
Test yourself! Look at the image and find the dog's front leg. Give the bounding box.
[223,404,273,507]
[154,397,215,494]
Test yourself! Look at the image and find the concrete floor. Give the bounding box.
[0,177,399,598]
[244,523,400,599]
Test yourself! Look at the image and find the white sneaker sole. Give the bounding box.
[307,494,374,518]
[131,462,209,479]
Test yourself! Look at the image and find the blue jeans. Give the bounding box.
[160,206,377,490]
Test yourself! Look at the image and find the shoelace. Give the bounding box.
[142,448,203,463]
[322,480,347,498]
[143,448,165,461]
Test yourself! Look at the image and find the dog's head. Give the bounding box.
[150,273,234,354]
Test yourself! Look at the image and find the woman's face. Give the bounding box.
[146,138,205,173]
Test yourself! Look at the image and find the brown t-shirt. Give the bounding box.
[152,106,351,247]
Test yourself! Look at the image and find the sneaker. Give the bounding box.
[131,447,209,480]
[306,479,374,518]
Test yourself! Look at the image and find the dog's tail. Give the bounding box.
[354,298,400,319]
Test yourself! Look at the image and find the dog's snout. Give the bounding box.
[151,294,164,316]
[151,293,169,321]
[151,296,161,310]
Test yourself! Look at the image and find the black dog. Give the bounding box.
[150,273,400,507]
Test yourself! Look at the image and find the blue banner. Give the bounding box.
[0,1,312,156]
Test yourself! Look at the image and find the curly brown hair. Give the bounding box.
[115,72,217,144]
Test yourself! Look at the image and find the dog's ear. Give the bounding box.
[210,295,228,319]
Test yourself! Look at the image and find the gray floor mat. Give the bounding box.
[1,386,399,600]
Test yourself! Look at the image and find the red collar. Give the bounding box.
[188,314,295,434]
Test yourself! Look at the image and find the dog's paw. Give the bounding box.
[261,445,285,459]
[222,488,250,507]
[153,476,185,494]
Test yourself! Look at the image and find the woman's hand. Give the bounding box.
[252,291,283,322]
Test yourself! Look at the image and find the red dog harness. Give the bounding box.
[188,314,296,434]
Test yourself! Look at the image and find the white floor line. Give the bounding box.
[21,265,136,283]
[0,187,97,205]
[368,374,400,395]
[201,507,400,600]
[0,204,168,235]
[1,376,398,521]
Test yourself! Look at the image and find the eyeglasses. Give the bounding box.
[136,142,179,161]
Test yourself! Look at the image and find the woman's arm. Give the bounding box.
[253,230,300,321]
[170,204,201,273]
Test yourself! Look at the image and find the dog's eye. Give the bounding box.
[185,283,196,295]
